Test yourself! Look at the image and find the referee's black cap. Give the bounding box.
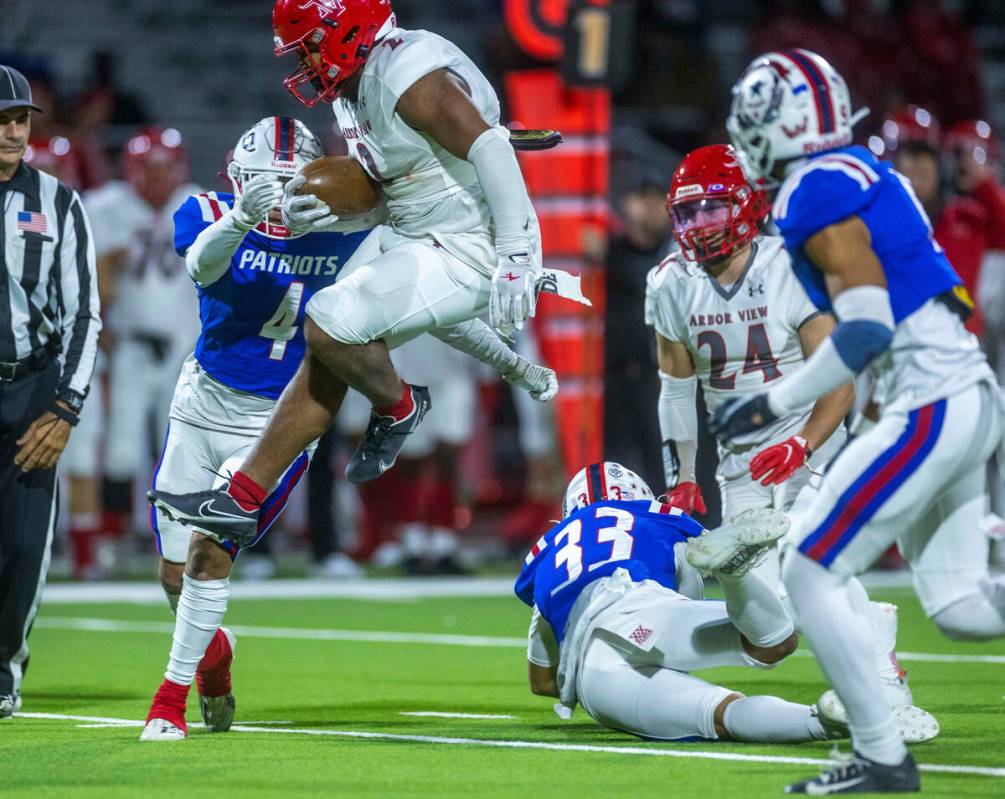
[0,65,43,113]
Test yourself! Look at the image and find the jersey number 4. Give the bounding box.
[259,282,304,360]
[697,323,781,390]
[550,507,636,597]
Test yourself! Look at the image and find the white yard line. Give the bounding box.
[35,616,1005,664]
[16,712,1005,779]
[400,712,515,719]
[39,573,919,605]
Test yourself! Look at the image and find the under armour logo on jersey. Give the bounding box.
[748,282,764,297]
[629,625,653,645]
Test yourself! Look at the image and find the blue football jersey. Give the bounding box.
[514,500,704,642]
[772,145,961,324]
[173,192,369,399]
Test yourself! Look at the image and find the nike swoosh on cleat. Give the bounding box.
[813,776,866,794]
[197,499,251,521]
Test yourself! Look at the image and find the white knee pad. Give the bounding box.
[930,579,1005,641]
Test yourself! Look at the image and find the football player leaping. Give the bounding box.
[518,461,850,745]
[140,116,556,742]
[647,144,936,743]
[716,48,1005,793]
[148,0,567,543]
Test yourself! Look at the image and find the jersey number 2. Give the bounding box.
[697,323,781,389]
[550,507,636,597]
[259,282,304,361]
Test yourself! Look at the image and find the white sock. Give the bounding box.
[783,551,907,766]
[165,574,230,686]
[723,696,828,742]
[716,570,794,647]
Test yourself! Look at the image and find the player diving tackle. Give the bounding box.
[706,48,1005,793]
[140,114,557,741]
[517,461,851,745]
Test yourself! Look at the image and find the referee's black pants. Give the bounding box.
[0,360,59,698]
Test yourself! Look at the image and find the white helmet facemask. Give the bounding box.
[726,49,868,185]
[562,462,655,518]
[226,116,325,238]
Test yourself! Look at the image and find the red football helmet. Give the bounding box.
[24,136,81,189]
[944,119,999,167]
[873,105,942,157]
[666,144,768,265]
[123,126,188,209]
[273,0,395,107]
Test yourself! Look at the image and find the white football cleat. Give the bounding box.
[139,718,187,741]
[0,694,21,719]
[817,690,940,744]
[686,507,790,576]
[199,692,236,733]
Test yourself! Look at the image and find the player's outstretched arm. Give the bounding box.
[398,70,540,336]
[185,176,284,287]
[526,606,560,697]
[656,334,705,514]
[430,320,558,401]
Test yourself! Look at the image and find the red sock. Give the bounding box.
[227,470,267,512]
[374,383,414,422]
[196,628,234,698]
[69,528,97,578]
[146,678,190,732]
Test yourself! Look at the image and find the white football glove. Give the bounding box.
[503,358,558,402]
[280,174,340,234]
[490,252,540,337]
[232,174,284,231]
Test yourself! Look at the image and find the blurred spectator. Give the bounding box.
[603,178,673,490]
[306,430,364,579]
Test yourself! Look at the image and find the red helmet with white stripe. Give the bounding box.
[727,49,867,184]
[667,144,769,265]
[273,0,395,107]
[226,116,325,239]
[25,136,81,189]
[871,105,942,158]
[562,462,654,518]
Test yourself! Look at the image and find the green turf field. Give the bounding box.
[4,582,1004,797]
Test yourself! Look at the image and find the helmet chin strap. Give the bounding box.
[850,107,871,128]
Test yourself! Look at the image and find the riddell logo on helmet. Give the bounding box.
[803,134,852,154]
[271,159,295,167]
[674,184,704,199]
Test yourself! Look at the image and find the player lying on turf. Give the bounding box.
[646,143,937,742]
[720,48,1005,793]
[517,461,852,744]
[141,116,557,742]
[148,0,582,546]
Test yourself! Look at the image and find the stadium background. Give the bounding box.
[2,0,1003,579]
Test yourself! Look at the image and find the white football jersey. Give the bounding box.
[334,27,531,276]
[84,181,200,342]
[647,236,820,452]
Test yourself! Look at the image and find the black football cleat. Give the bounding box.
[785,751,920,794]
[345,385,431,483]
[148,487,259,548]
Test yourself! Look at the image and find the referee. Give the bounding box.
[0,66,100,719]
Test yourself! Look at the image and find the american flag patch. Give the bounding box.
[17,211,47,234]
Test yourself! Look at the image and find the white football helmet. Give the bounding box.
[562,462,655,518]
[726,49,868,184]
[226,116,324,238]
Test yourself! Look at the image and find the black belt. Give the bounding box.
[936,287,974,323]
[0,342,57,382]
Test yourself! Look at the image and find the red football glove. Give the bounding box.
[749,435,811,486]
[660,481,707,515]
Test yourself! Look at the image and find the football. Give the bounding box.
[296,155,382,217]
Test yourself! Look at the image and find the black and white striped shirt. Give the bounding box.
[0,161,100,396]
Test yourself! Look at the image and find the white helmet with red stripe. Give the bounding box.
[727,49,867,184]
[226,116,324,238]
[562,462,655,518]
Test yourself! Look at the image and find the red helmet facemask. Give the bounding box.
[667,144,768,266]
[273,0,394,107]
